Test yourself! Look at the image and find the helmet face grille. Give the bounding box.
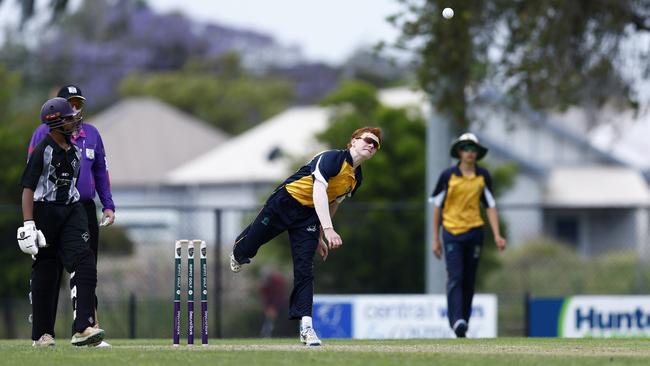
[47,116,80,136]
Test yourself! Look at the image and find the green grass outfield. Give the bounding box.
[2,338,650,366]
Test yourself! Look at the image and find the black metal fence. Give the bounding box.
[1,202,649,339]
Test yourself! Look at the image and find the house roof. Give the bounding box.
[477,90,628,168]
[89,97,228,186]
[166,106,330,185]
[378,87,431,114]
[167,87,429,186]
[474,132,548,177]
[544,166,650,207]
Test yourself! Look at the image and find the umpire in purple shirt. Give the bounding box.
[28,84,115,346]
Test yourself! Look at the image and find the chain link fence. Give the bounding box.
[1,203,649,338]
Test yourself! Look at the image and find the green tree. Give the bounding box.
[390,0,650,132]
[16,0,70,26]
[313,81,427,293]
[484,238,650,335]
[341,48,412,88]
[119,55,294,135]
[0,66,39,337]
[0,66,36,204]
[98,225,135,256]
[255,81,516,293]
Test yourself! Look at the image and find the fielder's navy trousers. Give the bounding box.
[442,227,484,329]
[233,188,320,319]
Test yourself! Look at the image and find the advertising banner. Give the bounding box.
[529,296,650,337]
[313,294,497,339]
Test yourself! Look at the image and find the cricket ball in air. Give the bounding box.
[442,7,454,19]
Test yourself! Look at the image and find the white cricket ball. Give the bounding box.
[442,7,454,19]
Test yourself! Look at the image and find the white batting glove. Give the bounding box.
[17,220,47,256]
[36,228,47,248]
[17,220,39,255]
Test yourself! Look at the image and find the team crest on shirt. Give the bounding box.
[81,232,90,242]
[85,148,95,160]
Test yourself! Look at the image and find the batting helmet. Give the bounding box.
[40,97,79,134]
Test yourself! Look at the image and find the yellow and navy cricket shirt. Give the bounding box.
[431,165,496,235]
[282,149,362,207]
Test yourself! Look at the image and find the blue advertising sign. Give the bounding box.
[313,302,353,338]
[314,294,497,339]
[528,296,650,337]
[528,298,564,337]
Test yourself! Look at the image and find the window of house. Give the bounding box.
[554,217,578,247]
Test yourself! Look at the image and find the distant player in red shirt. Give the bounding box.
[258,267,288,338]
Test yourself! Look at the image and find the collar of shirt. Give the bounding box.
[71,125,86,144]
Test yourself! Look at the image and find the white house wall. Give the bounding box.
[496,174,544,247]
[110,183,271,248]
[542,209,639,257]
[476,106,611,167]
[587,209,638,256]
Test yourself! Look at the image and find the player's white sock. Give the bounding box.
[301,316,313,329]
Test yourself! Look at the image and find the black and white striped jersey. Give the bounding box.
[21,134,81,204]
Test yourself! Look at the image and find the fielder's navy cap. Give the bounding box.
[57,85,86,100]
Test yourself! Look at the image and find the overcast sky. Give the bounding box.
[0,0,402,63]
[147,0,402,63]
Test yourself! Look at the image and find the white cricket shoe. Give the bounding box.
[87,323,111,347]
[32,333,55,347]
[88,340,111,348]
[230,253,250,273]
[71,326,105,347]
[300,326,322,347]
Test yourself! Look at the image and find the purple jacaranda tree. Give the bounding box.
[3,0,408,123]
[7,0,304,108]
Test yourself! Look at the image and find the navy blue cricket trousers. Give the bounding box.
[31,201,97,339]
[232,188,320,319]
[442,227,484,329]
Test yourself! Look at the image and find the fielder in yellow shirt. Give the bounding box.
[230,127,382,346]
[431,132,506,338]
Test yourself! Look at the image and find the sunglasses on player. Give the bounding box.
[356,136,380,150]
[459,144,478,152]
[68,97,85,111]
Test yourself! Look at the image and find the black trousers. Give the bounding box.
[30,201,98,340]
[51,200,100,304]
[442,227,484,329]
[233,188,320,319]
